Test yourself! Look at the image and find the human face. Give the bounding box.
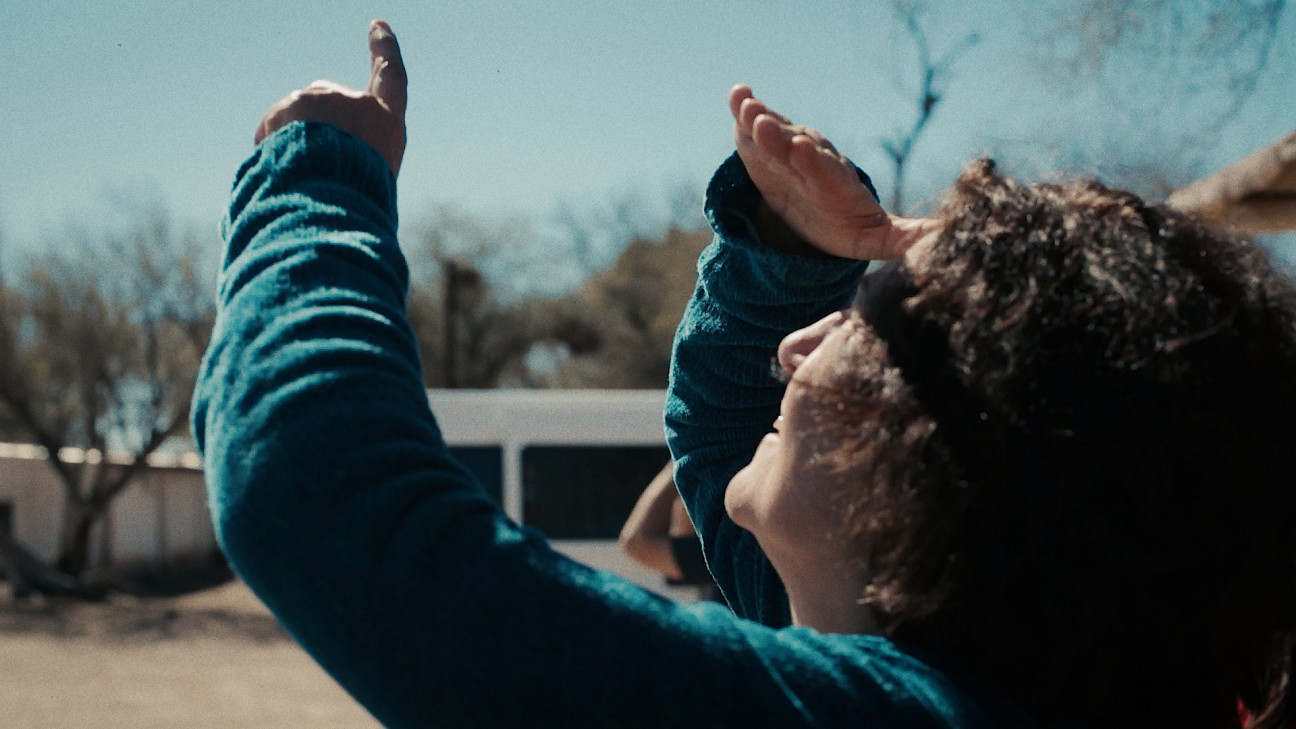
[724,265,908,563]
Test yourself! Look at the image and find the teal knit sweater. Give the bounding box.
[192,121,1033,728]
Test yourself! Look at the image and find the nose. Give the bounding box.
[777,311,843,376]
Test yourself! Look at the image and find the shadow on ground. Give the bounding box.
[0,551,287,643]
[0,595,288,642]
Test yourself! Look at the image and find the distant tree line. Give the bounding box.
[0,199,709,598]
[3,0,1286,599]
[407,226,707,390]
[0,214,215,594]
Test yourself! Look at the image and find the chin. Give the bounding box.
[724,478,750,528]
[725,467,761,531]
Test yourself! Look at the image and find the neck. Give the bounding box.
[776,550,877,635]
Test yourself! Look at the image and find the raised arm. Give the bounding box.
[194,27,970,728]
[665,86,937,626]
[254,20,407,175]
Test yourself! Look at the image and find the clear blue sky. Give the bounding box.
[2,1,1293,269]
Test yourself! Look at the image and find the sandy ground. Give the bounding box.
[0,581,381,729]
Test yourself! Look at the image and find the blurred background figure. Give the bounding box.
[619,462,722,603]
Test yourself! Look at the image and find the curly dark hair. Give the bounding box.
[816,159,1296,728]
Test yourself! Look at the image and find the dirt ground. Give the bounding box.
[0,580,382,728]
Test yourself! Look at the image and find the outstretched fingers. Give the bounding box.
[729,84,753,119]
[785,134,851,194]
[726,84,925,261]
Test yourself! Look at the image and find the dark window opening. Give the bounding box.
[522,445,670,539]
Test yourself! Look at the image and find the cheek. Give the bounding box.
[726,435,843,548]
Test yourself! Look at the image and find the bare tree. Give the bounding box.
[405,208,520,387]
[1018,0,1289,196]
[552,182,708,285]
[1032,0,1285,125]
[881,0,979,212]
[0,215,214,585]
[403,183,710,389]
[405,213,601,389]
[536,227,710,389]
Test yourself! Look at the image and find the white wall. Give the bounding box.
[0,444,214,568]
[0,391,709,601]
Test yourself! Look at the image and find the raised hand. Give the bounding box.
[255,20,408,176]
[730,85,933,261]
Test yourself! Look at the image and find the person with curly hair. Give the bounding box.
[677,85,1296,729]
[194,21,1296,728]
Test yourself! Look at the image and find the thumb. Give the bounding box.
[367,19,407,117]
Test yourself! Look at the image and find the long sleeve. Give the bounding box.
[665,153,873,627]
[192,123,1012,729]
